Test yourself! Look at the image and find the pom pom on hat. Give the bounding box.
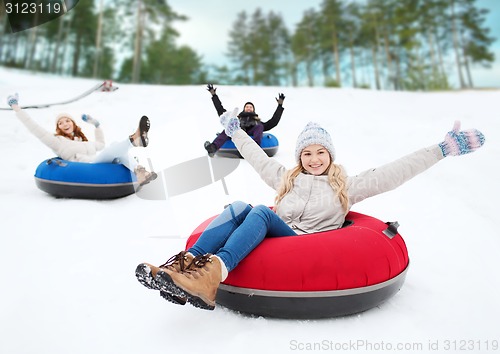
[295,122,336,162]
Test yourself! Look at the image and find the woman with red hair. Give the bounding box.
[7,93,156,186]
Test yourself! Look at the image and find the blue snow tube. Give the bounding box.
[34,158,136,199]
[216,133,279,158]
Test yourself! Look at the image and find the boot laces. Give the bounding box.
[159,251,192,272]
[183,254,213,278]
[192,254,212,268]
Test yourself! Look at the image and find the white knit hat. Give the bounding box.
[55,113,74,124]
[295,122,336,162]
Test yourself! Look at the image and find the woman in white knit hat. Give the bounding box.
[7,93,156,187]
[137,108,485,311]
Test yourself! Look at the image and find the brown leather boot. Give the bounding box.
[135,251,194,305]
[134,165,157,187]
[155,254,222,310]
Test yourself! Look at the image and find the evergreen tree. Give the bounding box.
[207,65,237,85]
[457,0,495,88]
[140,28,204,84]
[117,0,186,83]
[0,0,496,90]
[450,0,467,88]
[93,6,120,80]
[360,1,384,89]
[344,2,363,88]
[291,9,322,86]
[69,1,97,76]
[320,0,346,86]
[392,0,421,90]
[227,9,290,85]
[261,11,290,86]
[417,0,450,90]
[227,11,251,84]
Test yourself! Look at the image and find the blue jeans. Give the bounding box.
[187,201,297,271]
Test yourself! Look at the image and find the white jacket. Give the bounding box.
[16,109,105,162]
[231,129,444,234]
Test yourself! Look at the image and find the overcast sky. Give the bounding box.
[167,0,500,88]
[167,0,320,64]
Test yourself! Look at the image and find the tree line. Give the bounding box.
[0,0,495,90]
[0,0,205,84]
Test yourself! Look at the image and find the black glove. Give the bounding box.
[207,83,217,96]
[276,93,285,105]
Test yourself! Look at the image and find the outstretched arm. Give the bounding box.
[232,130,286,190]
[207,84,226,116]
[347,145,444,205]
[220,108,285,189]
[82,114,105,151]
[263,93,285,131]
[348,121,485,206]
[7,93,62,152]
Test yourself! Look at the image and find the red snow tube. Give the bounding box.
[185,211,409,319]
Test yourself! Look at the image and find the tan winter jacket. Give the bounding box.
[231,129,444,234]
[15,109,105,162]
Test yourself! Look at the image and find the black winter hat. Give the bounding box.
[243,102,255,112]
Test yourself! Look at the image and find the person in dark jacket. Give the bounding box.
[203,84,285,157]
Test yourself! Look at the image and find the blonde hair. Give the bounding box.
[274,161,349,215]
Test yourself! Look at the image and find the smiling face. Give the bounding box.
[57,117,75,136]
[244,103,254,112]
[300,144,331,175]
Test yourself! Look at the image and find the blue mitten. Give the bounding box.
[220,107,240,137]
[7,93,19,107]
[82,114,100,128]
[438,120,485,157]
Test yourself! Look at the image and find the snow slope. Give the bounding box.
[0,67,499,354]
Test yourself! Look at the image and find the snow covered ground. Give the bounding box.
[0,67,499,354]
